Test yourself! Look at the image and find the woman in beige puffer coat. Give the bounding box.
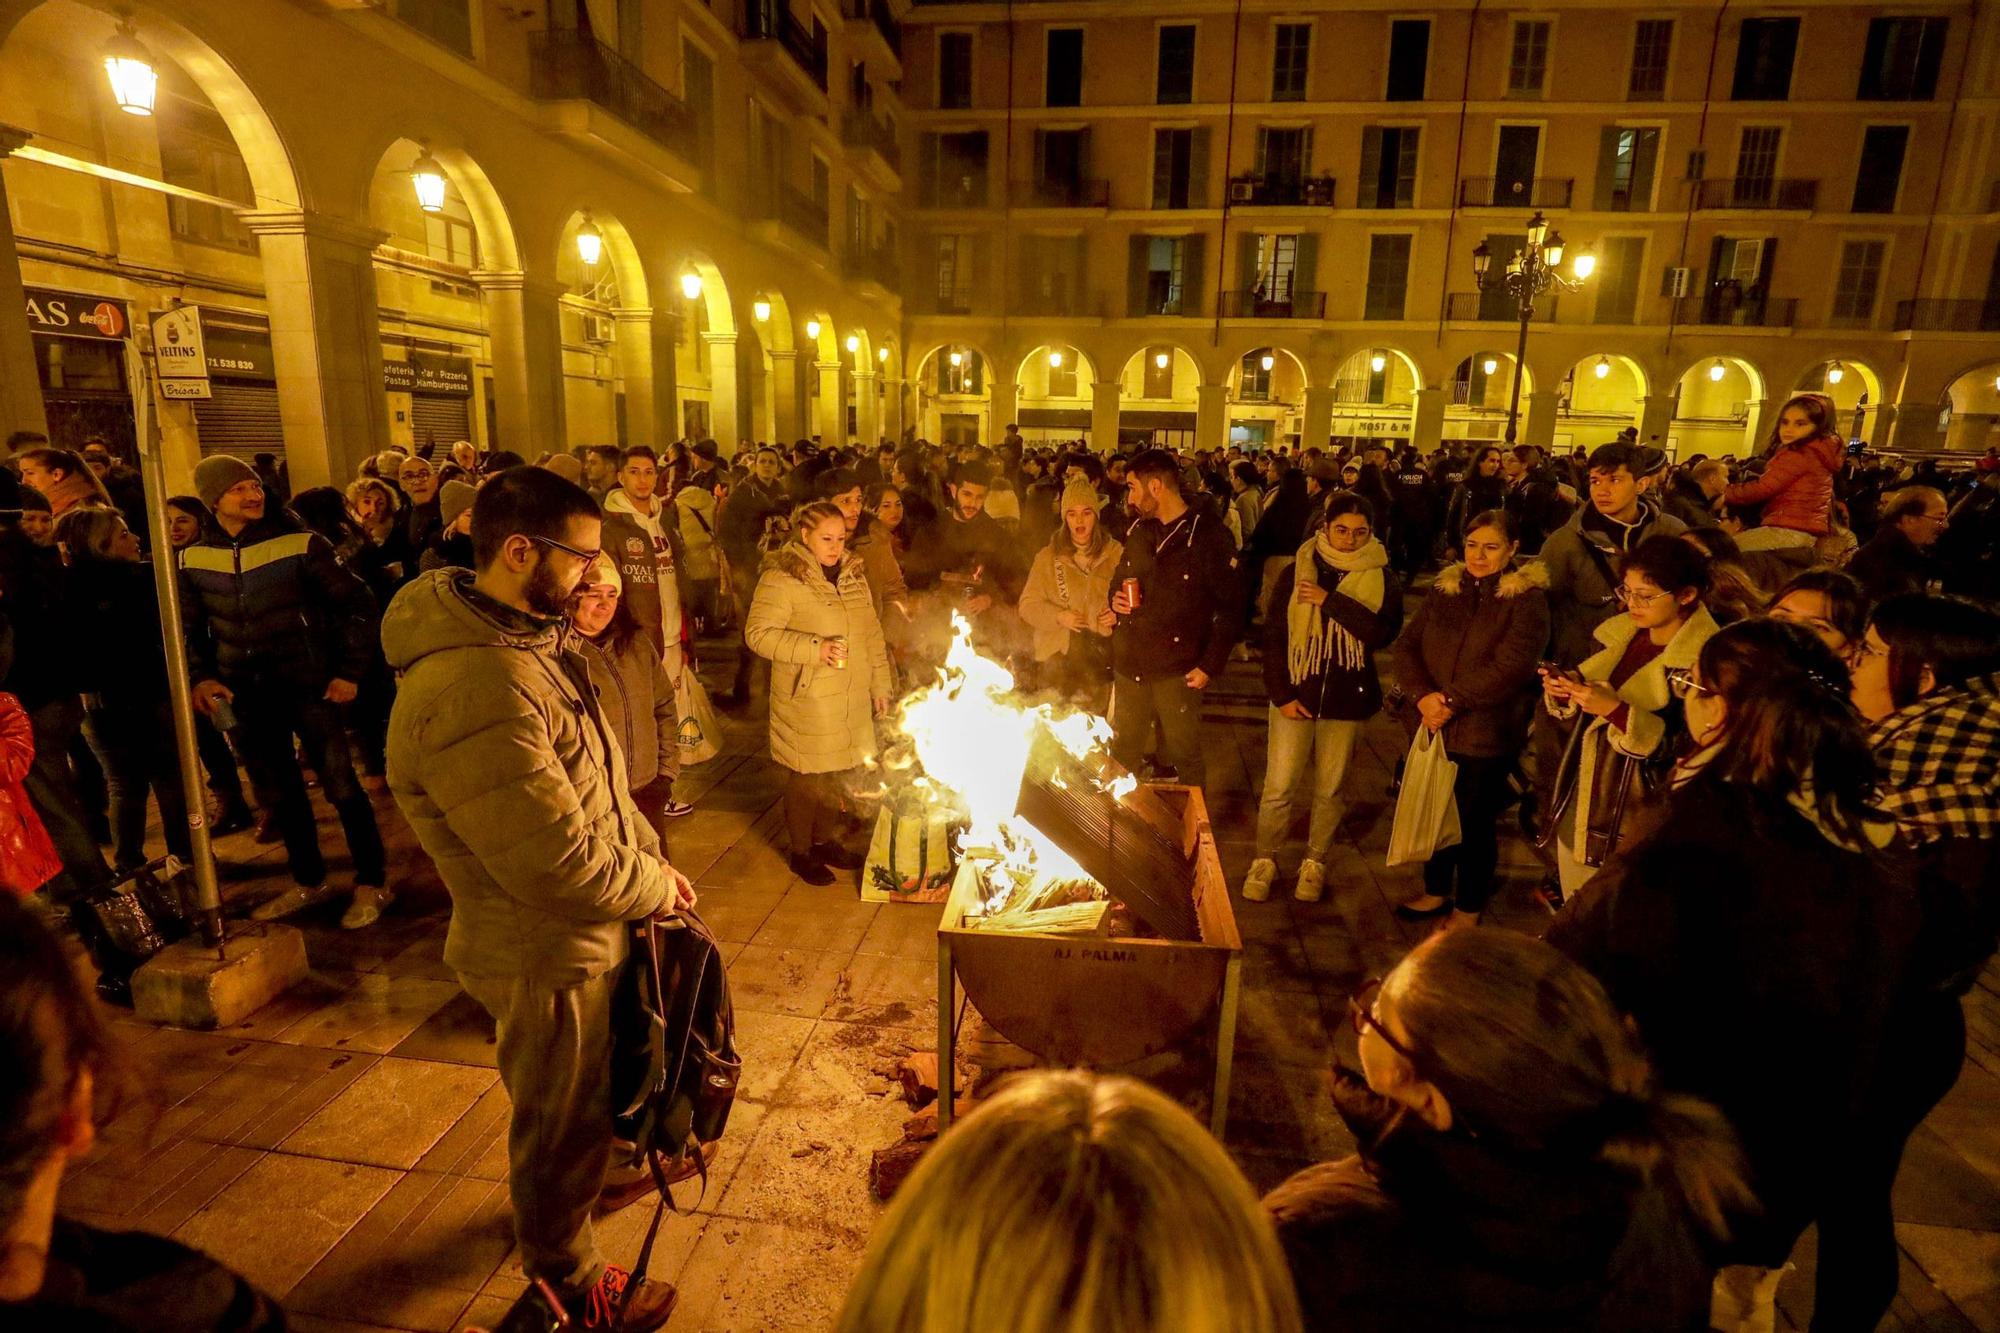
[746,500,894,885]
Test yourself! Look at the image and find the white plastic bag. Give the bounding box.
[1385,725,1463,867]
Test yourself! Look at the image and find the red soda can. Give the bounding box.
[1122,577,1142,611]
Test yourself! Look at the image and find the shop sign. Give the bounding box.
[24,287,128,340]
[152,306,207,379]
[160,378,212,400]
[200,317,276,380]
[383,354,473,396]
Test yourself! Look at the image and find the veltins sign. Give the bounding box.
[24,287,128,340]
[152,306,208,379]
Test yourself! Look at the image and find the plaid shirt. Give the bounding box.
[1869,671,2000,844]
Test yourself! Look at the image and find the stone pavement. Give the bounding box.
[58,639,2000,1332]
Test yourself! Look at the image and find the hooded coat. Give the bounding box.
[745,543,893,774]
[1539,501,1688,667]
[1723,434,1843,535]
[600,486,690,662]
[1392,560,1551,758]
[382,570,670,986]
[1017,534,1123,664]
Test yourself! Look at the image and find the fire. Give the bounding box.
[896,615,1125,912]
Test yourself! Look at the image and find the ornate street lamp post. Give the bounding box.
[1471,211,1596,444]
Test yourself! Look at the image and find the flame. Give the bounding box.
[897,614,1126,912]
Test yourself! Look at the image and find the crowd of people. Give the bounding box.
[0,402,1995,1331]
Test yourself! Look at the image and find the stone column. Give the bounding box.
[1411,387,1446,453]
[988,376,1018,443]
[1523,389,1559,447]
[702,331,739,447]
[1741,398,1776,457]
[883,377,907,442]
[1195,384,1228,453]
[475,269,566,456]
[814,360,843,443]
[612,307,662,446]
[1864,403,1896,449]
[0,126,47,442]
[242,210,392,490]
[1300,387,1334,453]
[1091,380,1121,451]
[767,349,801,445]
[852,369,880,448]
[1637,394,1676,449]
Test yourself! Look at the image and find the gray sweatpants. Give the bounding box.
[460,964,624,1292]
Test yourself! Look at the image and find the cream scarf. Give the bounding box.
[1287,535,1388,685]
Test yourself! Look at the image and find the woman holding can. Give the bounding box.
[746,501,894,885]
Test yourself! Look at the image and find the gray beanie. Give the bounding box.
[194,454,259,510]
[438,479,477,528]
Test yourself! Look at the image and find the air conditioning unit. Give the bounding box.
[1661,266,1693,298]
[582,313,614,345]
[1229,179,1257,204]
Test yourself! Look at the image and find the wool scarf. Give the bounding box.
[1287,535,1388,686]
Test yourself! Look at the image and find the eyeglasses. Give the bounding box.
[1327,525,1372,542]
[1910,512,1949,527]
[1346,979,1416,1061]
[1664,666,1715,699]
[1614,585,1672,608]
[529,534,602,564]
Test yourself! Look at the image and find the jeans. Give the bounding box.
[25,697,112,901]
[231,679,386,888]
[1110,674,1207,792]
[83,699,192,870]
[784,768,849,857]
[460,966,621,1293]
[1255,708,1360,865]
[1420,752,1514,915]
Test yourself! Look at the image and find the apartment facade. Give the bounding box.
[0,0,911,489]
[902,0,2000,456]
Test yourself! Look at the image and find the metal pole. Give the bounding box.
[129,341,225,950]
[1503,278,1534,445]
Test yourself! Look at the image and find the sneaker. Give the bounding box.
[661,799,695,818]
[249,882,336,921]
[571,1263,677,1332]
[1242,857,1277,902]
[340,884,394,930]
[1294,858,1326,903]
[211,805,255,837]
[789,855,835,886]
[812,841,865,870]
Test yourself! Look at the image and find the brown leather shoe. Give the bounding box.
[572,1264,676,1332]
[595,1146,721,1216]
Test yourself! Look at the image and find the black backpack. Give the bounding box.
[608,911,740,1288]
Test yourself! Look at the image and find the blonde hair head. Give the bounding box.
[836,1070,1304,1333]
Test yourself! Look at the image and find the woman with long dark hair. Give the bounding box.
[1722,392,1843,553]
[1441,446,1505,560]
[1267,929,1748,1331]
[1767,568,1869,658]
[1548,618,1918,1330]
[570,555,690,844]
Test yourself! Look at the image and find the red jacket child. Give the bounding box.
[1724,432,1843,536]
[0,691,62,896]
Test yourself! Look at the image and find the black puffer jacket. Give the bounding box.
[66,557,171,704]
[1391,560,1551,757]
[181,514,377,690]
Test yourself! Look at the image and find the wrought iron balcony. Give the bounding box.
[845,241,900,290]
[1690,177,1819,210]
[1445,291,1564,322]
[741,5,828,92]
[922,172,988,208]
[1227,173,1338,207]
[1220,289,1327,318]
[1673,293,1799,327]
[755,186,829,249]
[840,110,901,173]
[1457,176,1574,208]
[528,28,696,160]
[1014,177,1109,208]
[1893,298,2000,332]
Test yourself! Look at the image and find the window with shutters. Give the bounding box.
[1858,17,1947,100]
[1152,128,1203,208]
[1157,25,1196,104]
[1134,235,1196,315]
[1239,352,1271,401]
[933,236,972,313]
[683,41,714,175]
[1021,236,1086,314]
[1832,240,1885,322]
[1250,235,1299,300]
[1363,234,1411,320]
[1272,23,1311,101]
[1732,18,1798,100]
[1593,236,1646,323]
[938,31,973,108]
[1046,28,1083,107]
[926,131,988,206]
[1256,126,1310,187]
[1628,20,1672,99]
[1385,20,1429,100]
[1507,21,1551,95]
[1852,126,1908,213]
[1597,126,1660,211]
[1359,126,1418,208]
[1733,126,1782,205]
[1703,235,1775,322]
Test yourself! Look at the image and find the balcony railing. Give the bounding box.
[1355,183,1414,209]
[840,0,901,56]
[1014,176,1109,208]
[1445,291,1564,322]
[923,172,988,208]
[1690,177,1819,210]
[845,242,899,289]
[528,28,696,160]
[1016,290,1093,317]
[758,186,828,248]
[1457,176,1574,208]
[1227,173,1339,207]
[1893,298,2000,332]
[1673,294,1799,327]
[841,110,901,172]
[916,289,976,316]
[1220,289,1327,318]
[741,5,828,91]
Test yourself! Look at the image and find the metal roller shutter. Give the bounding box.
[410,394,472,451]
[194,383,285,460]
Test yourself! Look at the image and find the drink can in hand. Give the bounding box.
[829,635,848,669]
[1122,577,1142,612]
[210,696,238,731]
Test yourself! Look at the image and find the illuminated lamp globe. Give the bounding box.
[878,345,889,363]
[752,299,772,323]
[1369,352,1387,374]
[1154,351,1169,370]
[949,350,964,368]
[102,18,158,117]
[679,271,703,301]
[574,215,603,267]
[1571,246,1597,280]
[1708,360,1727,383]
[1826,360,1845,386]
[1259,353,1275,372]
[409,147,448,214]
[1048,349,1064,368]
[805,319,821,339]
[1482,357,1499,376]
[1594,356,1611,380]
[846,333,861,354]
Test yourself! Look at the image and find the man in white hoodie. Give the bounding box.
[600,446,689,677]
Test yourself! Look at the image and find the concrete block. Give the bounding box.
[131,925,310,1029]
